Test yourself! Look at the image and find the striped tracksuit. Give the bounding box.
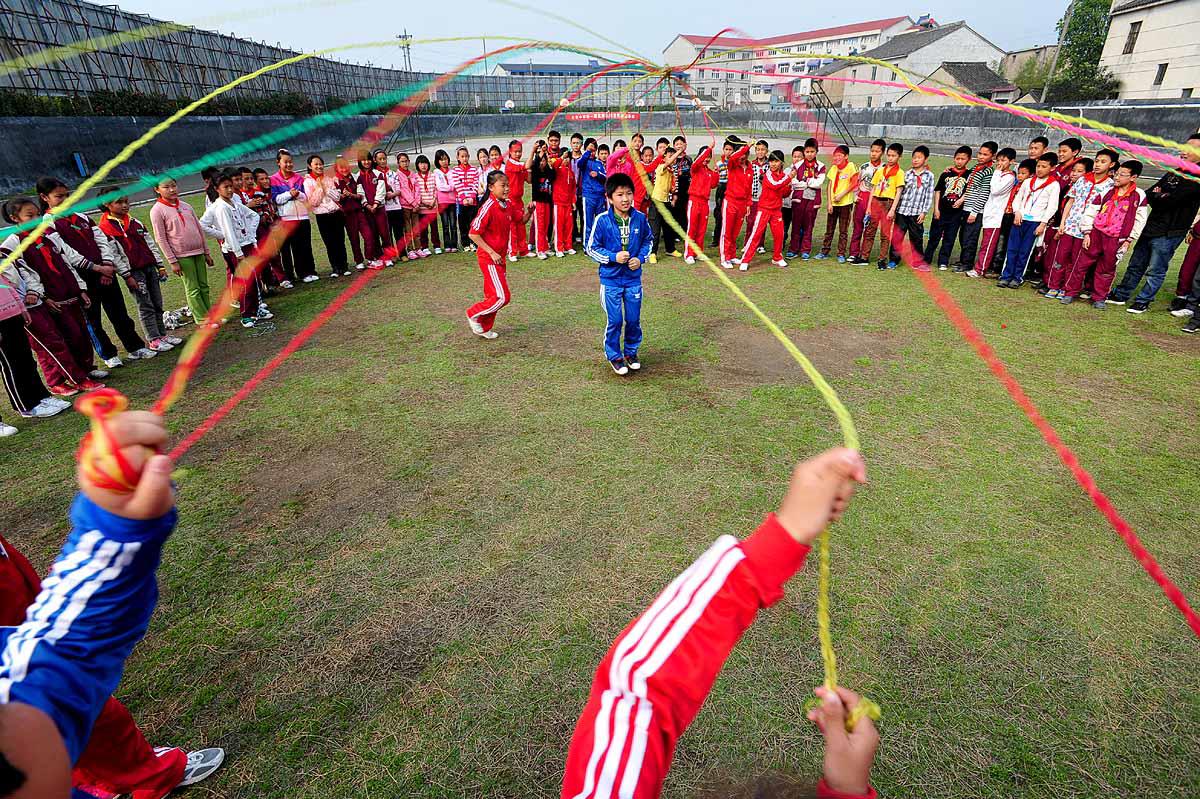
[466,197,514,332]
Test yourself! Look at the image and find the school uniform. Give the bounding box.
[666,152,693,254]
[269,170,317,280]
[740,168,792,266]
[332,172,366,268]
[376,166,405,257]
[529,162,555,256]
[150,198,212,318]
[924,166,968,267]
[586,207,653,363]
[199,195,261,314]
[892,166,935,262]
[821,160,857,258]
[452,163,483,243]
[411,170,440,251]
[0,266,51,415]
[355,167,393,261]
[1034,157,1082,282]
[685,148,718,259]
[435,167,460,250]
[550,150,578,255]
[1,232,95,387]
[848,159,881,260]
[1173,210,1200,304]
[48,211,144,358]
[1046,174,1113,292]
[1110,171,1200,305]
[579,151,608,246]
[955,160,995,268]
[787,158,826,256]
[972,168,1017,275]
[711,156,729,246]
[742,158,769,243]
[98,212,169,343]
[1062,184,1150,301]
[504,157,530,256]
[1003,175,1062,285]
[719,145,753,264]
[466,197,514,332]
[304,173,350,275]
[862,163,904,264]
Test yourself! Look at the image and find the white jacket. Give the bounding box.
[981,169,1017,228]
[303,174,341,215]
[1010,176,1061,226]
[355,169,388,206]
[199,197,257,257]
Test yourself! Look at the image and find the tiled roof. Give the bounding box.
[677,17,910,50]
[938,61,1017,94]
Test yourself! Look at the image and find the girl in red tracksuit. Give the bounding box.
[466,172,525,338]
[719,139,753,267]
[550,147,578,257]
[739,151,794,270]
[561,448,879,799]
[684,145,718,263]
[2,197,104,395]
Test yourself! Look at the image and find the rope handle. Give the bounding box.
[75,388,143,494]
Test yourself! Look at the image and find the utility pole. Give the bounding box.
[1041,0,1075,103]
[397,29,421,153]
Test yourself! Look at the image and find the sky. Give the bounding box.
[117,0,1065,74]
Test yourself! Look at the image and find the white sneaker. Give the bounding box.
[507,255,518,263]
[721,261,733,269]
[131,347,157,359]
[329,271,339,278]
[434,247,443,255]
[383,259,394,267]
[149,339,173,352]
[756,246,765,254]
[524,252,537,258]
[343,270,354,276]
[0,423,16,437]
[1170,307,1194,318]
[302,274,319,283]
[89,369,109,380]
[466,314,484,335]
[626,358,641,371]
[355,262,366,271]
[478,330,499,339]
[22,399,64,418]
[772,259,788,267]
[103,355,123,368]
[240,317,256,328]
[256,306,274,320]
[44,397,71,409]
[165,335,183,345]
[555,252,566,258]
[537,253,548,260]
[408,251,419,260]
[279,280,294,289]
[684,256,696,264]
[609,359,629,376]
[177,748,225,787]
[124,350,141,361]
[568,248,577,255]
[738,263,748,272]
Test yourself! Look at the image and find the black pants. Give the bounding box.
[315,211,349,274]
[281,218,316,280]
[386,209,408,254]
[711,184,727,246]
[439,206,459,250]
[84,273,143,358]
[662,196,687,253]
[893,214,925,258]
[924,210,963,267]
[574,195,584,243]
[0,314,49,415]
[647,203,666,255]
[458,204,478,244]
[957,214,983,267]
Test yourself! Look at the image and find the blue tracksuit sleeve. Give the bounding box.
[0,495,177,763]
[586,213,618,265]
[634,211,653,262]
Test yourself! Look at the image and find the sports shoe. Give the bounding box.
[814,252,829,260]
[567,248,577,255]
[1168,296,1188,312]
[537,253,548,260]
[124,350,141,361]
[256,306,274,320]
[240,317,256,328]
[555,252,566,258]
[78,379,105,391]
[626,357,641,371]
[1094,301,1108,310]
[1079,291,1092,300]
[466,314,484,335]
[89,369,109,380]
[846,256,862,265]
[670,250,683,258]
[48,383,79,398]
[524,251,537,258]
[837,256,846,264]
[684,256,695,264]
[420,249,432,258]
[721,261,733,269]
[801,253,811,261]
[938,264,948,271]
[755,246,765,254]
[1169,306,1194,318]
[478,330,499,339]
[0,423,17,437]
[406,251,419,260]
[434,248,443,255]
[131,347,157,359]
[914,263,932,272]
[178,748,225,787]
[103,356,123,369]
[785,251,798,259]
[279,280,294,289]
[1126,300,1150,314]
[149,339,173,352]
[355,262,366,271]
[21,399,64,419]
[343,269,354,276]
[1183,318,1200,334]
[1060,295,1075,305]
[952,265,970,273]
[967,270,981,279]
[877,260,887,270]
[738,262,748,272]
[302,274,319,283]
[648,254,658,264]
[44,396,71,409]
[886,261,898,270]
[367,260,385,270]
[165,335,183,345]
[610,359,629,376]
[772,259,788,267]
[329,271,339,279]
[507,255,518,263]
[1045,289,1061,299]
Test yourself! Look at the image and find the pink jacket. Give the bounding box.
[434,168,457,206]
[149,198,207,261]
[606,147,636,180]
[411,171,438,213]
[394,169,419,210]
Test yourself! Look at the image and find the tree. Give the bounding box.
[1014,57,1052,95]
[1045,0,1121,101]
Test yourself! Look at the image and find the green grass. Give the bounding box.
[3,159,1199,798]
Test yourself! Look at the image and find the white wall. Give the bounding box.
[1099,0,1200,99]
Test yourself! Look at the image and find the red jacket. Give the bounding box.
[505,157,529,204]
[724,145,753,203]
[756,168,793,212]
[560,513,875,799]
[551,151,578,205]
[469,196,513,252]
[688,147,719,201]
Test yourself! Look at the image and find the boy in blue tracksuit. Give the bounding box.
[579,141,609,245]
[587,173,652,375]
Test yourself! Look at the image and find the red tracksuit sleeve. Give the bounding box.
[561,513,811,799]
[728,145,751,168]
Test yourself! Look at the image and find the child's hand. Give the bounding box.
[204,253,214,267]
[1036,223,1047,237]
[1083,233,1091,250]
[776,448,866,546]
[78,410,174,520]
[616,251,630,264]
[124,275,139,292]
[628,257,641,270]
[967,213,977,224]
[808,685,879,796]
[80,292,91,309]
[170,261,182,276]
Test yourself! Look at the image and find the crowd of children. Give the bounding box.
[3,128,1198,435]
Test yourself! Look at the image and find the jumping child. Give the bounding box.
[467,172,528,339]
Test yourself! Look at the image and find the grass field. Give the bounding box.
[4,158,1200,798]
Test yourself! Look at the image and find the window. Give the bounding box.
[1183,88,1194,98]
[697,69,704,79]
[1154,63,1168,85]
[870,66,877,80]
[780,63,790,73]
[866,96,873,107]
[890,71,896,81]
[1123,21,1141,55]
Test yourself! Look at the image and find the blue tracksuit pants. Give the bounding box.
[601,282,642,362]
[1002,220,1040,284]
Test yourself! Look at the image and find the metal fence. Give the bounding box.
[0,0,675,111]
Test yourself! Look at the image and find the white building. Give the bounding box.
[662,17,916,107]
[809,21,1006,108]
[1098,0,1200,99]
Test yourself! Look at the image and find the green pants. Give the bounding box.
[175,253,211,321]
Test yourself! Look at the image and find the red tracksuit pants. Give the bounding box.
[553,202,575,254]
[73,697,188,799]
[849,191,872,258]
[466,255,510,332]
[720,198,750,264]
[1063,230,1121,300]
[1175,224,1200,296]
[741,207,784,265]
[974,227,1003,274]
[530,201,552,255]
[1046,234,1084,290]
[509,204,529,256]
[684,198,710,258]
[25,301,92,385]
